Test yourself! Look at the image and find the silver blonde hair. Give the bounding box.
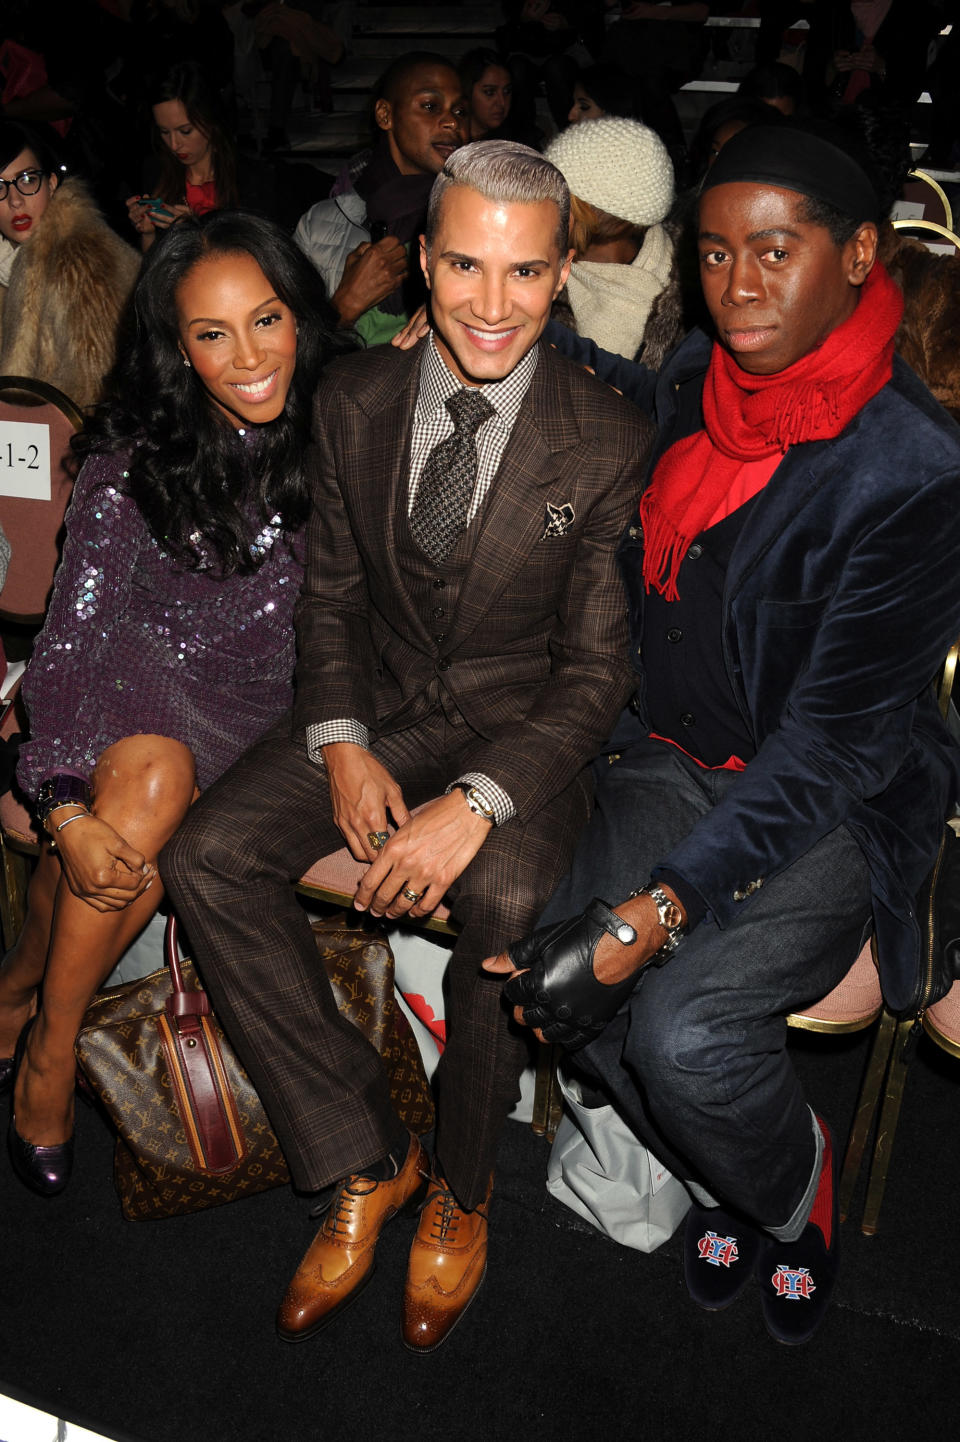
[425,139,570,255]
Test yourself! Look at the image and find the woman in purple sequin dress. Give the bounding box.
[0,211,348,1195]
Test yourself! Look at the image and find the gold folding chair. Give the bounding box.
[831,637,960,1233]
[900,168,955,233]
[890,218,960,256]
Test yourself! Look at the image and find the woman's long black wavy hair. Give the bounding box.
[76,209,352,574]
[147,60,238,210]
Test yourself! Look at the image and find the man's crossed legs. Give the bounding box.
[160,709,591,1350]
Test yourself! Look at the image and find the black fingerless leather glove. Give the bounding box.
[503,898,642,1051]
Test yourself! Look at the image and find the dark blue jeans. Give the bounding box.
[541,738,872,1241]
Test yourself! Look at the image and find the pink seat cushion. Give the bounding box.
[0,786,37,846]
[924,981,960,1046]
[796,940,882,1025]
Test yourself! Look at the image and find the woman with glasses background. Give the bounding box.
[0,120,140,410]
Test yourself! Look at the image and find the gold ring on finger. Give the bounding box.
[367,830,390,851]
[401,887,422,903]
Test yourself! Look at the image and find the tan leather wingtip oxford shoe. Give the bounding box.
[401,1174,491,1353]
[277,1134,427,1342]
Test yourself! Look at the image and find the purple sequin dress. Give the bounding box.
[17,448,305,798]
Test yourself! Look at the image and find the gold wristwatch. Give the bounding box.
[627,882,685,963]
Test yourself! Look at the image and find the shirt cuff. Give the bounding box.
[306,719,370,766]
[446,772,515,827]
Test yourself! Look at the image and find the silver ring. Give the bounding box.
[401,887,422,903]
[367,830,390,851]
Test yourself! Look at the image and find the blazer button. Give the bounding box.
[434,632,447,645]
[667,627,683,643]
[686,544,703,560]
[431,606,445,620]
[433,577,446,589]
[438,657,451,671]
[680,712,695,726]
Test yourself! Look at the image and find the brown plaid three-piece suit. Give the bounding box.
[161,338,651,1209]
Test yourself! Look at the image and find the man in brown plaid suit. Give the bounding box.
[161,140,650,1351]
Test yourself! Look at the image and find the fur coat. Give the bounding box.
[879,223,960,423]
[0,178,140,411]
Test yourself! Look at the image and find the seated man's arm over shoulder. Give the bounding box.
[545,319,660,412]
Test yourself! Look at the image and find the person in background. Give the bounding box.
[0,210,347,1198]
[546,116,682,369]
[126,60,278,250]
[567,61,644,125]
[738,60,803,118]
[294,51,468,346]
[686,96,782,182]
[0,120,140,409]
[460,48,514,141]
[245,0,345,153]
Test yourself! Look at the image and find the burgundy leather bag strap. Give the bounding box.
[160,915,245,1172]
[164,913,212,1016]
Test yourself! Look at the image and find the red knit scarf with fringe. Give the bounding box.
[639,261,903,601]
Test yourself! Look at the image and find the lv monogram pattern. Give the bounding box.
[409,387,495,563]
[77,916,433,1220]
[310,914,435,1135]
[77,957,290,1221]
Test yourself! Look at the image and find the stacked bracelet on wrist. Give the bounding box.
[36,774,93,828]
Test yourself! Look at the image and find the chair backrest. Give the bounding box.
[897,169,954,233]
[890,218,960,257]
[938,636,960,720]
[0,376,83,623]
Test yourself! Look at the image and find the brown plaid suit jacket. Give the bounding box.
[293,338,653,819]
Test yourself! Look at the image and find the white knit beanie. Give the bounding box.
[545,117,674,228]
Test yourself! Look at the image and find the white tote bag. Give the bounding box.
[546,1071,691,1252]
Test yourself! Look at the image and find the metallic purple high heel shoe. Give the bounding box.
[6,1016,73,1196]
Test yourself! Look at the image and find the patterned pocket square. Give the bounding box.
[542,501,575,539]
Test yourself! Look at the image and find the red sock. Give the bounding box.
[807,1117,833,1249]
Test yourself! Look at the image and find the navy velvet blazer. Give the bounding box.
[551,322,960,1012]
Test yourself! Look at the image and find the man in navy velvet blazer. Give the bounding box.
[489,123,960,1345]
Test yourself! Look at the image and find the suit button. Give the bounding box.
[438,658,451,671]
[433,578,445,589]
[667,627,683,643]
[687,544,703,560]
[680,712,695,727]
[434,633,447,645]
[431,606,445,620]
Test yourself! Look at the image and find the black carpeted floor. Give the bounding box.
[1,1025,957,1442]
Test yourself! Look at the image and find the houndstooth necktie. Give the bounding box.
[409,387,495,564]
